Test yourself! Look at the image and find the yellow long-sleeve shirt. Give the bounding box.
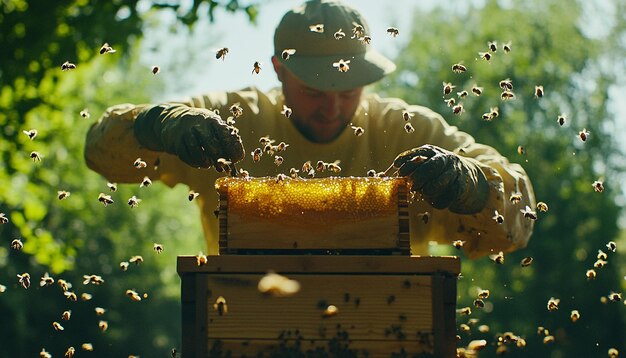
[85,87,535,258]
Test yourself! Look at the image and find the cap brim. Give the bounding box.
[280,49,396,92]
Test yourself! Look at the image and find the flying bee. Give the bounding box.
[478,289,490,299]
[99,320,109,332]
[482,112,493,121]
[302,161,313,173]
[579,128,590,142]
[129,255,144,265]
[499,79,513,90]
[490,107,500,118]
[0,213,8,224]
[22,129,38,140]
[257,272,301,297]
[127,196,141,208]
[40,349,52,358]
[263,143,274,155]
[62,310,72,321]
[281,48,296,60]
[570,310,580,322]
[322,304,339,318]
[281,105,292,118]
[251,148,262,162]
[452,240,466,249]
[81,292,93,301]
[289,167,299,178]
[332,59,351,73]
[64,291,77,301]
[216,158,232,172]
[40,272,55,287]
[327,162,341,173]
[359,36,371,44]
[421,212,430,224]
[609,348,619,358]
[386,27,399,37]
[11,239,23,250]
[594,259,607,268]
[53,321,65,331]
[597,249,608,260]
[520,256,534,267]
[81,343,94,352]
[488,41,497,52]
[445,98,456,107]
[606,241,617,252]
[442,82,455,95]
[608,292,622,302]
[547,297,560,311]
[334,28,346,39]
[30,151,42,162]
[106,182,117,192]
[57,190,71,200]
[151,66,160,75]
[95,307,106,315]
[502,41,512,53]
[471,86,483,96]
[452,104,464,115]
[252,61,261,74]
[99,42,116,54]
[309,23,324,33]
[215,47,229,60]
[259,135,274,146]
[316,160,326,172]
[133,158,147,168]
[457,90,468,99]
[57,279,71,291]
[534,85,544,98]
[557,114,567,126]
[456,307,472,315]
[520,205,537,220]
[489,251,505,264]
[17,273,31,289]
[501,90,516,100]
[592,180,604,192]
[451,63,467,73]
[140,176,152,187]
[229,103,243,118]
[214,296,228,315]
[352,23,364,38]
[404,123,415,133]
[536,201,548,212]
[274,156,284,166]
[509,192,522,204]
[543,335,555,344]
[276,141,289,152]
[196,252,208,266]
[474,299,485,308]
[517,145,526,155]
[61,61,76,71]
[126,289,142,302]
[188,190,199,201]
[98,193,114,207]
[351,125,364,136]
[119,261,129,271]
[83,274,104,285]
[478,51,491,61]
[402,110,414,121]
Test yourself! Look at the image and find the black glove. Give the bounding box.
[393,145,489,214]
[134,104,244,169]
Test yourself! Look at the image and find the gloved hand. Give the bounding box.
[133,104,244,170]
[393,145,490,214]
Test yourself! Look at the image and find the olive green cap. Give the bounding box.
[274,0,396,91]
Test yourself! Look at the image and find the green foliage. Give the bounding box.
[381,0,626,356]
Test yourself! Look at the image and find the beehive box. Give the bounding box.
[215,177,411,255]
[178,255,460,357]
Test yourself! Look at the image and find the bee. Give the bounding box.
[57,190,71,200]
[22,129,38,140]
[30,151,42,162]
[459,323,471,333]
[594,259,607,268]
[289,167,299,179]
[252,61,261,74]
[609,348,620,358]
[40,272,55,287]
[216,47,229,60]
[592,180,604,192]
[322,304,339,318]
[570,310,580,322]
[543,335,555,344]
[457,90,468,99]
[126,289,142,302]
[452,104,464,115]
[81,343,94,352]
[229,103,243,118]
[62,310,72,321]
[334,28,346,39]
[488,41,497,52]
[216,158,232,172]
[586,269,596,279]
[557,114,567,126]
[83,274,104,285]
[489,251,505,264]
[535,201,548,212]
[534,85,544,98]
[359,35,371,45]
[402,110,414,121]
[196,252,208,266]
[608,292,622,302]
[404,123,415,133]
[478,289,490,299]
[422,212,430,224]
[0,213,8,224]
[332,59,351,72]
[274,156,284,166]
[327,162,341,173]
[81,293,93,301]
[276,142,289,152]
[537,326,549,336]
[547,297,560,311]
[606,241,617,252]
[351,125,364,136]
[239,168,250,180]
[11,238,23,250]
[520,257,534,267]
[445,98,456,107]
[106,182,117,192]
[53,321,65,331]
[517,145,526,155]
[473,298,485,308]
[134,158,147,168]
[275,173,287,183]
[478,51,491,61]
[80,108,90,118]
[140,176,152,187]
[64,347,76,358]
[213,296,228,315]
[188,190,199,201]
[456,307,472,315]
[315,160,326,172]
[442,82,455,95]
[251,148,262,162]
[127,196,140,208]
[99,320,109,332]
[151,66,160,75]
[98,193,114,206]
[579,128,590,142]
[99,42,116,55]
[509,192,522,204]
[386,27,399,37]
[119,261,129,271]
[499,79,513,90]
[451,63,467,73]
[57,279,71,291]
[64,291,77,301]
[502,41,512,53]
[309,23,324,33]
[61,61,76,71]
[367,169,377,177]
[302,161,313,173]
[351,23,364,38]
[281,48,296,60]
[257,272,301,297]
[95,307,106,315]
[259,135,274,146]
[501,90,516,100]
[40,349,52,358]
[129,255,143,265]
[478,325,490,333]
[482,112,493,121]
[471,86,483,96]
[281,105,292,118]
[520,205,537,220]
[452,240,466,249]
[17,273,31,289]
[263,143,274,155]
[490,107,500,118]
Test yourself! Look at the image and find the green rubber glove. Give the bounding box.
[134,104,244,170]
[393,145,489,214]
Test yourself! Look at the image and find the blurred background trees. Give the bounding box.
[1,0,625,357]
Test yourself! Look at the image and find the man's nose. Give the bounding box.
[320,93,340,119]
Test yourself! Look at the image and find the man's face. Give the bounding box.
[275,59,363,143]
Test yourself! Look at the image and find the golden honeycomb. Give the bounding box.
[215,176,408,227]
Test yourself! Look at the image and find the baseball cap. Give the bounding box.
[274,0,396,91]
